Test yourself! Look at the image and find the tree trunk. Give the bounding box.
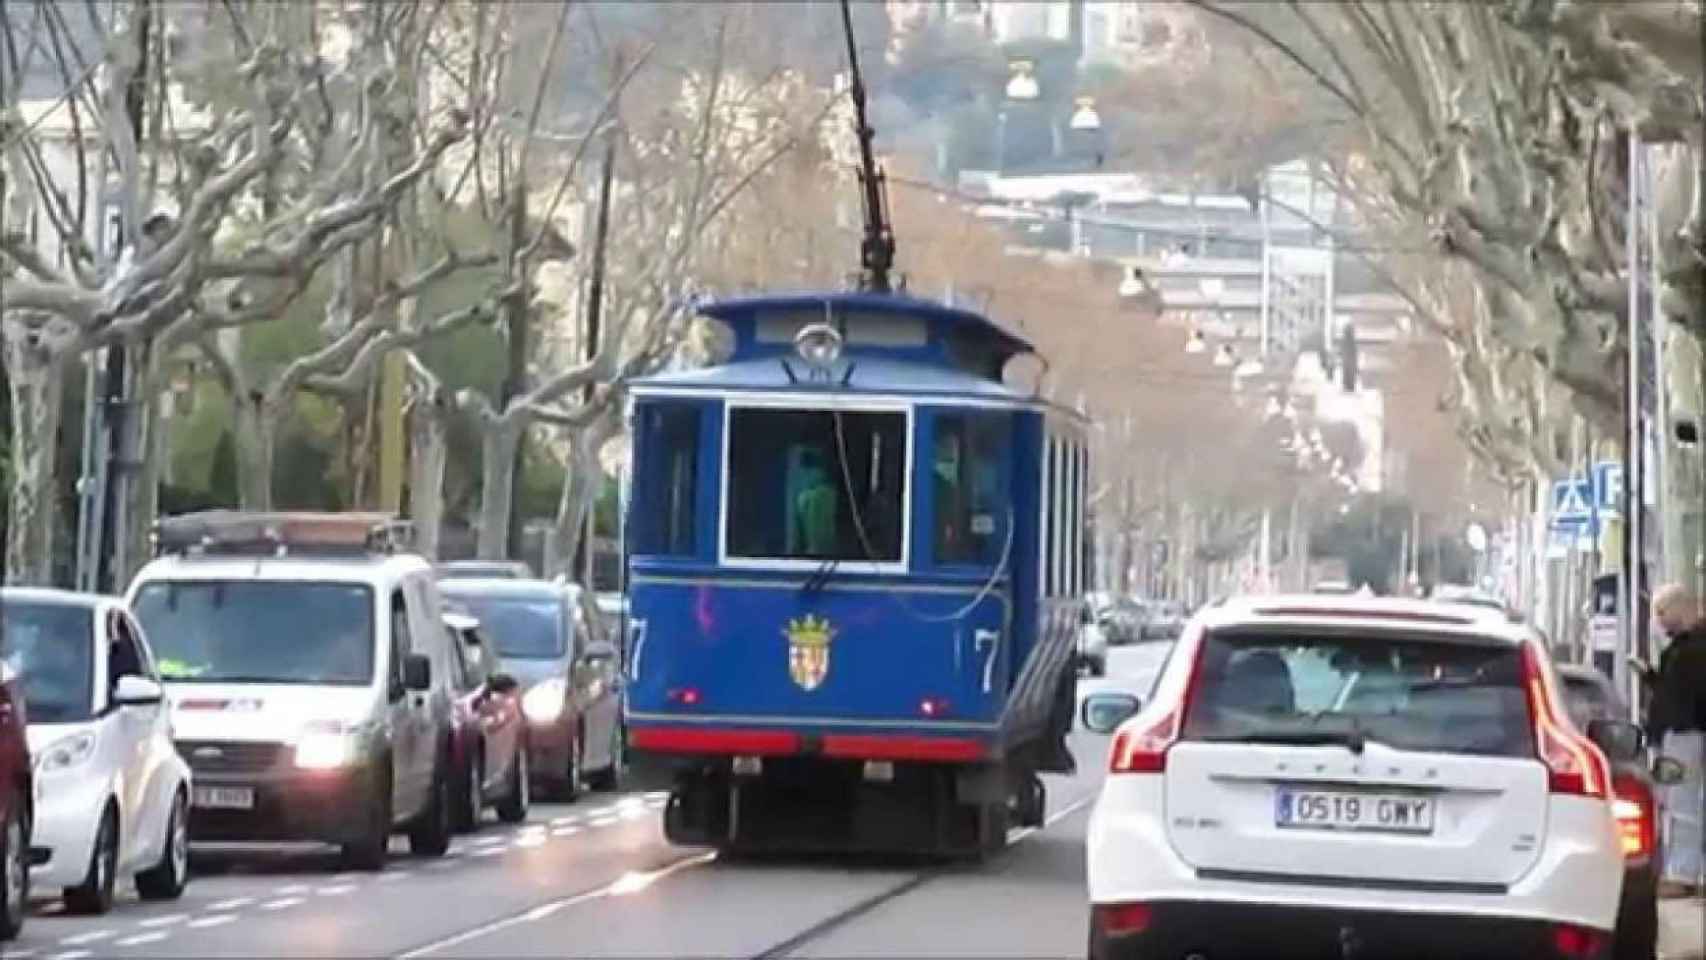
[232,396,275,511]
[476,421,523,559]
[120,351,164,584]
[551,414,617,581]
[4,335,67,585]
[408,402,449,561]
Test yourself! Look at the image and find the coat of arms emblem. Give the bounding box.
[785,614,835,691]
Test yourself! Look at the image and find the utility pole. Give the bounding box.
[573,47,621,586]
[839,0,895,293]
[94,1,153,592]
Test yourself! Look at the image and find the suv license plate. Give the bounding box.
[1275,788,1434,835]
[193,786,255,810]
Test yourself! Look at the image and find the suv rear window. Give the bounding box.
[1182,629,1535,759]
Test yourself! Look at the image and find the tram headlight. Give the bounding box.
[794,323,842,369]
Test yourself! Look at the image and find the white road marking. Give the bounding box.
[618,806,648,821]
[47,950,92,960]
[274,883,310,895]
[379,870,412,882]
[115,931,170,948]
[9,949,36,958]
[58,931,113,946]
[206,897,253,911]
[551,825,581,837]
[643,791,669,800]
[140,913,189,928]
[319,883,358,895]
[645,797,667,808]
[1006,793,1095,844]
[261,896,305,911]
[549,815,578,826]
[396,852,717,959]
[189,915,238,930]
[588,815,618,827]
[473,835,506,847]
[514,834,546,848]
[471,845,505,857]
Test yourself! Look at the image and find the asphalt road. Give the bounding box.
[4,644,1175,960]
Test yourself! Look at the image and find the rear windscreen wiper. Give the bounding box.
[1202,729,1368,754]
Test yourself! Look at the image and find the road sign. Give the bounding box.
[1593,461,1622,513]
[1550,479,1594,526]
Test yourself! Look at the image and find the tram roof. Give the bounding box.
[630,353,1047,405]
[694,291,1033,366]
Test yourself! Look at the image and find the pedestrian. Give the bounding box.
[1647,583,1706,895]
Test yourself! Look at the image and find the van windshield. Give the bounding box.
[2,601,94,722]
[131,581,375,685]
[1182,630,1535,759]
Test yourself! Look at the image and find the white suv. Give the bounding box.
[1081,596,1624,960]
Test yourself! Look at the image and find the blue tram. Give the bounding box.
[623,292,1089,855]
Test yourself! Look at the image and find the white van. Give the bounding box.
[125,512,459,871]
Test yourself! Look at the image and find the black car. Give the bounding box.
[1556,664,1658,960]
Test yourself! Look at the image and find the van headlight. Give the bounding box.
[294,721,371,770]
[522,678,568,724]
[36,732,97,773]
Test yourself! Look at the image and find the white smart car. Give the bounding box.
[2,589,191,914]
[1080,595,1625,960]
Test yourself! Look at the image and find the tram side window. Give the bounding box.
[933,413,1007,566]
[1043,436,1058,597]
[635,405,700,556]
[725,408,907,563]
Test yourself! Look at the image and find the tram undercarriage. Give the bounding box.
[662,753,1048,858]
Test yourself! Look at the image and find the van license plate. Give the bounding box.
[193,786,254,810]
[1275,788,1434,835]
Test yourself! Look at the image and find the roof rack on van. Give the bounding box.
[152,510,414,558]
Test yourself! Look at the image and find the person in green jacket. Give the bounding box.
[793,463,838,557]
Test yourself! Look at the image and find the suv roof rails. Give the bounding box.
[153,510,415,559]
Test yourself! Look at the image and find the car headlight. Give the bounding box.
[522,678,568,724]
[294,720,371,770]
[37,731,97,773]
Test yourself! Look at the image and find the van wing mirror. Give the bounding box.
[403,653,432,692]
[1654,756,1688,785]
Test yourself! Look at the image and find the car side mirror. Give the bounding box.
[113,675,164,707]
[1586,718,1644,763]
[580,641,618,664]
[403,653,432,692]
[487,673,520,695]
[1654,756,1688,785]
[1080,692,1142,734]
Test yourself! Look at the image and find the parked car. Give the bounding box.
[1556,663,1660,960]
[4,589,190,915]
[1077,605,1108,677]
[128,511,460,871]
[1100,603,1146,647]
[437,560,533,580]
[442,613,528,830]
[1141,601,1185,640]
[1081,595,1624,960]
[437,578,623,800]
[0,599,33,939]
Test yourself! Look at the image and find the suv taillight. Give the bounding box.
[1612,772,1656,859]
[1108,632,1205,775]
[1521,645,1610,798]
[1109,707,1181,773]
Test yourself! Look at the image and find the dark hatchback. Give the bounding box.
[1557,664,1659,960]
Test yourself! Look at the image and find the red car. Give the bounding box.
[443,613,528,830]
[0,610,33,940]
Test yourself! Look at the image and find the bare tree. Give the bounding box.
[1,1,475,581]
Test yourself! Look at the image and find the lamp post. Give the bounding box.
[995,58,1040,173]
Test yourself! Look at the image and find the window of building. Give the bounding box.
[725,407,908,564]
[634,404,701,556]
[932,412,1008,566]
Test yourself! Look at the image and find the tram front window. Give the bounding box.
[726,408,907,563]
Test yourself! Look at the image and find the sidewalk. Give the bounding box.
[1662,897,1704,959]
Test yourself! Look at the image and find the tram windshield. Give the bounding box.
[725,408,907,563]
